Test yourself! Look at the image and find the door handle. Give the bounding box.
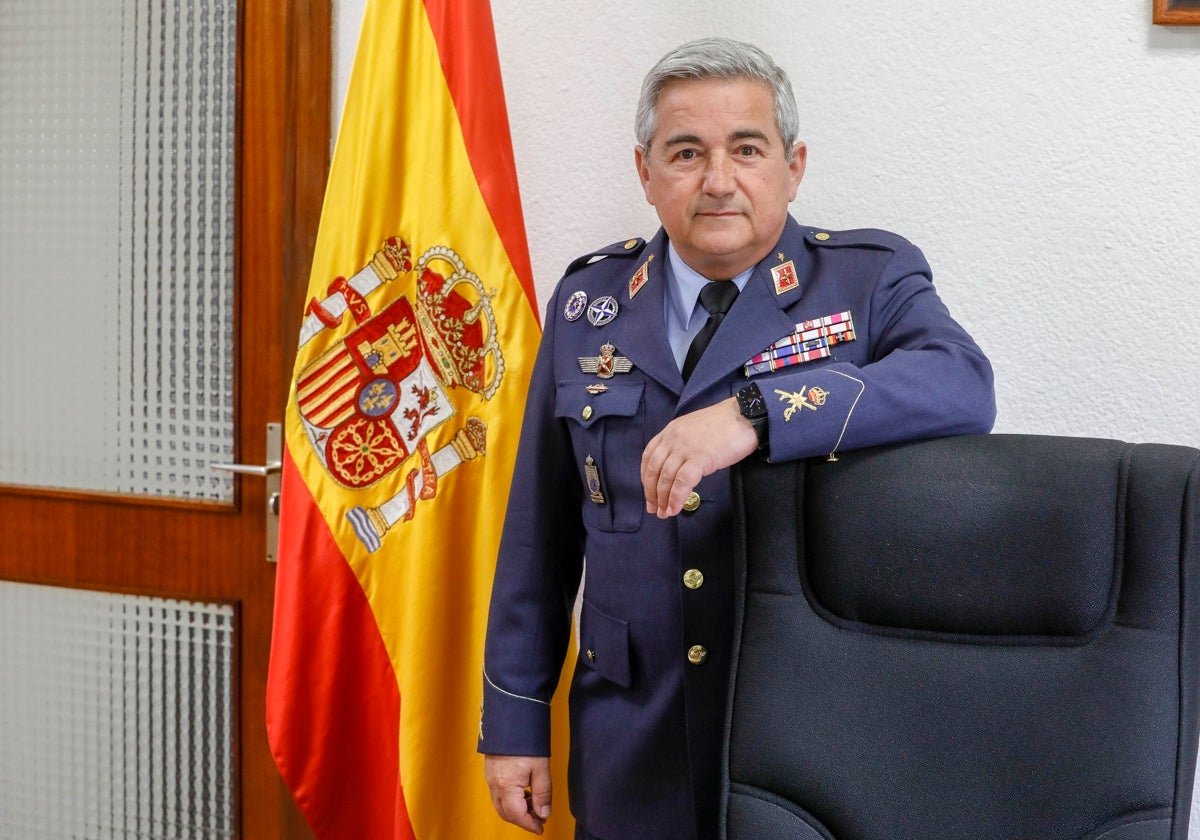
[211,423,282,563]
[209,461,281,477]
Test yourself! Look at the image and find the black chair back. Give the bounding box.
[726,434,1200,840]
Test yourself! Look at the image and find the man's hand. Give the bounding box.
[641,396,758,518]
[484,754,552,834]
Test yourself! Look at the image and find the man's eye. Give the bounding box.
[737,145,759,156]
[677,149,697,160]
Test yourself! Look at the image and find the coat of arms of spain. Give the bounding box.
[294,237,504,552]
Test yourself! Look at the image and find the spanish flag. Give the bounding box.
[266,2,572,837]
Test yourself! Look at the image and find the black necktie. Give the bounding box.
[681,281,739,382]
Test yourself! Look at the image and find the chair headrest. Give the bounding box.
[802,435,1129,642]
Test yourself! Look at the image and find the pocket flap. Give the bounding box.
[555,380,644,429]
[579,599,632,688]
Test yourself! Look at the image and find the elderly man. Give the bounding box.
[480,37,995,840]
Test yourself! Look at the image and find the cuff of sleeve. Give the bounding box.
[761,368,866,463]
[477,670,553,756]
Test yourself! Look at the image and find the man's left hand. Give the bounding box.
[641,396,758,518]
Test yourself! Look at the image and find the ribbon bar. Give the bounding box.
[743,311,855,377]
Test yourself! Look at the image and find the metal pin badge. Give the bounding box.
[771,260,799,295]
[578,343,633,379]
[564,291,588,322]
[585,455,605,504]
[587,295,619,327]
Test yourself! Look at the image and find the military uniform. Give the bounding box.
[480,216,996,839]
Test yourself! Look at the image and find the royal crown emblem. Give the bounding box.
[412,246,504,400]
[293,236,506,551]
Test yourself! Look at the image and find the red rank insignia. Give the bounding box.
[628,258,651,300]
[771,260,799,295]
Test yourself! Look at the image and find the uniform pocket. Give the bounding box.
[578,598,632,688]
[555,379,645,533]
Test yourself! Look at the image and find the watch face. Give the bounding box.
[738,385,767,419]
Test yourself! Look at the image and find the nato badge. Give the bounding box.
[587,295,619,327]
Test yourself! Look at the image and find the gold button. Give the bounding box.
[682,492,701,512]
[586,649,595,662]
[582,406,593,421]
[683,569,704,590]
[687,645,708,665]
[624,238,639,250]
[815,232,830,241]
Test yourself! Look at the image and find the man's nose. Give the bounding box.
[702,153,736,195]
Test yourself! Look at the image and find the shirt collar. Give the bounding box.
[665,242,755,330]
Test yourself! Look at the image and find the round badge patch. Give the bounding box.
[587,295,619,327]
[357,377,400,418]
[564,291,588,322]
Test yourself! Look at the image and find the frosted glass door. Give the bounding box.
[0,0,237,502]
[0,581,236,840]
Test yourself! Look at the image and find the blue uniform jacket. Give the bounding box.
[480,216,996,839]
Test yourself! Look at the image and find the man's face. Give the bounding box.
[635,77,806,280]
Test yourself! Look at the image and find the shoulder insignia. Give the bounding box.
[563,237,648,277]
[804,227,908,253]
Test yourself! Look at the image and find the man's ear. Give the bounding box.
[634,145,655,205]
[788,142,807,201]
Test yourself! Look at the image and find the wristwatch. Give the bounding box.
[735,382,769,452]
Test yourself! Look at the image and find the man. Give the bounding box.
[480,38,995,839]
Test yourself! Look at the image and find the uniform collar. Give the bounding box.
[598,229,681,394]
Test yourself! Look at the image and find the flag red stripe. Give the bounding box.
[267,450,414,840]
[420,0,539,321]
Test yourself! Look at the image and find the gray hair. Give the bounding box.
[635,38,800,162]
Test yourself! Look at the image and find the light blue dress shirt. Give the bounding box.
[663,242,754,371]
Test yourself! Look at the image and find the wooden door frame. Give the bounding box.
[279,0,333,409]
[244,0,331,835]
[244,0,332,414]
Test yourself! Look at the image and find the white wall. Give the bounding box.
[333,1,1200,828]
[335,0,1200,451]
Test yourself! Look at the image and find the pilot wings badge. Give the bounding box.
[578,343,633,379]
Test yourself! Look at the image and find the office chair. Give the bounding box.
[725,434,1200,840]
